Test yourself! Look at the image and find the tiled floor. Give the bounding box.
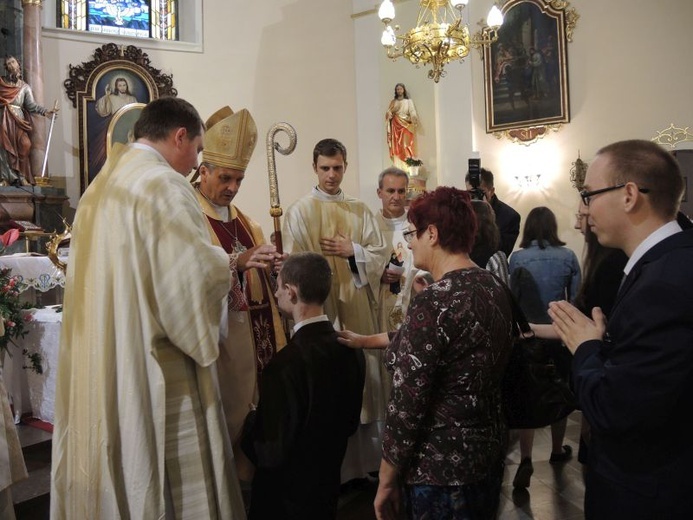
[13,413,585,519]
[337,412,585,520]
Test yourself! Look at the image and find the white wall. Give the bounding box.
[41,0,359,233]
[39,0,693,257]
[354,0,693,258]
[468,0,693,256]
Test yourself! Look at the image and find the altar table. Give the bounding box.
[3,306,62,425]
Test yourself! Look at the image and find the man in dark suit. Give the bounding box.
[465,167,521,256]
[241,252,366,519]
[548,139,693,519]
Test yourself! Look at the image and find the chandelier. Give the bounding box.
[378,0,504,82]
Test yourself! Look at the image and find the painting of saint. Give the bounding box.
[95,77,138,117]
[85,68,152,185]
[484,0,570,133]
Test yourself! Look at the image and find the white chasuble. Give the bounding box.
[283,189,390,424]
[50,144,246,520]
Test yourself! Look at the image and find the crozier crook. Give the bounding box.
[265,122,297,254]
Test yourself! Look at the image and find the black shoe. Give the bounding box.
[513,458,533,488]
[549,445,573,464]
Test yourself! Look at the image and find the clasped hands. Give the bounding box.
[237,244,287,274]
[548,300,607,353]
[319,232,354,258]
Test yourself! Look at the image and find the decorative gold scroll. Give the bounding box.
[47,220,72,273]
[651,124,693,149]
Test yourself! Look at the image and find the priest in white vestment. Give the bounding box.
[193,106,286,479]
[283,138,390,481]
[375,168,418,334]
[50,98,246,520]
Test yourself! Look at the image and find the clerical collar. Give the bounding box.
[131,142,166,164]
[293,314,330,334]
[312,186,344,201]
[196,185,230,222]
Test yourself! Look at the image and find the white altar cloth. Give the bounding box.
[0,254,65,292]
[4,306,62,424]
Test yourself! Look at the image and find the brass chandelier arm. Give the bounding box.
[378,0,502,82]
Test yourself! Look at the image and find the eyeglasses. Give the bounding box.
[402,228,419,244]
[579,183,650,206]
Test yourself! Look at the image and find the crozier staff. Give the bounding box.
[193,105,287,480]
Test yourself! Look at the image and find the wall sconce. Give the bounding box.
[570,152,587,190]
[514,174,542,188]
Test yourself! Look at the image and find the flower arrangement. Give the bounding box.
[0,229,42,373]
[405,157,423,167]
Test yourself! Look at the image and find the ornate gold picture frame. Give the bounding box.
[483,0,578,144]
[64,44,177,193]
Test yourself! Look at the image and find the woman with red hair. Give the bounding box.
[340,187,514,520]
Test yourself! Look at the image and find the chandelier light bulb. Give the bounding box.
[487,5,504,28]
[381,25,397,47]
[378,0,396,23]
[377,0,501,82]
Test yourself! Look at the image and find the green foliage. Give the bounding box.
[0,267,42,373]
[405,157,423,167]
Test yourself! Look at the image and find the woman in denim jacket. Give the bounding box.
[508,206,581,489]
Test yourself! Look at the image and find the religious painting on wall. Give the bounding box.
[64,43,177,193]
[483,0,578,144]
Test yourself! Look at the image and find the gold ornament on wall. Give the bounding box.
[651,124,693,149]
[493,124,562,146]
[570,151,587,190]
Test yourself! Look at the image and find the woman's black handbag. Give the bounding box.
[499,284,577,429]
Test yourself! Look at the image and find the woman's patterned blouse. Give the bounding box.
[383,267,514,485]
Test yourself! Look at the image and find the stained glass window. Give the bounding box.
[57,0,177,41]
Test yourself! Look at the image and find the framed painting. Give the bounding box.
[483,0,578,144]
[64,44,177,193]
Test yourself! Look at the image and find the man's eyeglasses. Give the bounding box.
[579,183,650,206]
[402,228,419,244]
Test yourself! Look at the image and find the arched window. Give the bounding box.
[57,0,178,41]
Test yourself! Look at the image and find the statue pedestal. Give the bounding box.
[0,185,68,236]
[407,167,428,200]
[0,186,35,222]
